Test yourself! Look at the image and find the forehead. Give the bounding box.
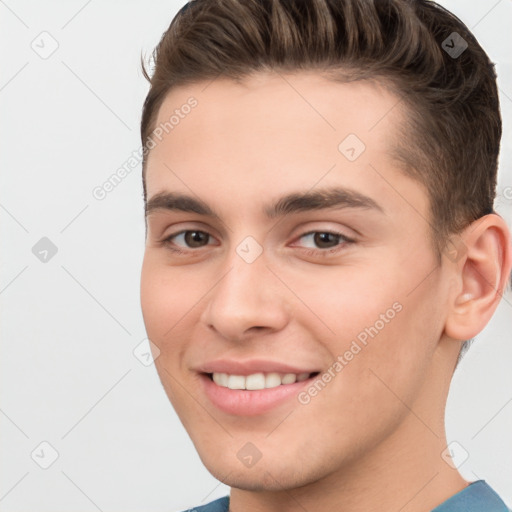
[145,71,425,219]
[151,71,404,155]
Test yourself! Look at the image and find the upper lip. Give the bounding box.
[196,358,320,376]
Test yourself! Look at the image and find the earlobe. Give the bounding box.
[444,214,512,341]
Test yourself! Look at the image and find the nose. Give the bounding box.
[200,253,290,342]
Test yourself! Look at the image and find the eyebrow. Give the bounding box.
[264,187,384,218]
[145,187,384,219]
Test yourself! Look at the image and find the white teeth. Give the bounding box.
[281,373,297,384]
[212,373,228,386]
[265,372,282,389]
[246,373,265,390]
[211,371,312,390]
[227,375,245,390]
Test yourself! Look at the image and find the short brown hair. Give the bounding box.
[140,0,501,251]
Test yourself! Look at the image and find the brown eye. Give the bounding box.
[300,231,351,249]
[293,230,354,253]
[183,230,210,247]
[313,232,342,248]
[164,230,213,249]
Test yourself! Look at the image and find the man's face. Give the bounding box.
[140,72,452,490]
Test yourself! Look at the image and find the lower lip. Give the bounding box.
[200,373,315,416]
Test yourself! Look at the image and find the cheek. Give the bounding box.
[291,302,437,457]
[291,258,440,400]
[140,259,169,339]
[281,260,404,350]
[140,254,197,358]
[141,253,203,331]
[140,256,199,408]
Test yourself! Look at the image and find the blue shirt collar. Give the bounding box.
[190,480,510,512]
[431,480,510,512]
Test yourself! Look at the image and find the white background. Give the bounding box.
[1,1,511,511]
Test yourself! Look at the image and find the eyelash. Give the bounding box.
[161,229,355,256]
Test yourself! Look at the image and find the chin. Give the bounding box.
[210,465,308,492]
[199,449,330,492]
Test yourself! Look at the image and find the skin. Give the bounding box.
[140,72,511,512]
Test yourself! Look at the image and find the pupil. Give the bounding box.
[314,232,339,248]
[185,231,208,247]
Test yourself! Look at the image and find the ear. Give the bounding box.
[444,214,512,341]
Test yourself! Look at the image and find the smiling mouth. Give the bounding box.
[206,371,320,391]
